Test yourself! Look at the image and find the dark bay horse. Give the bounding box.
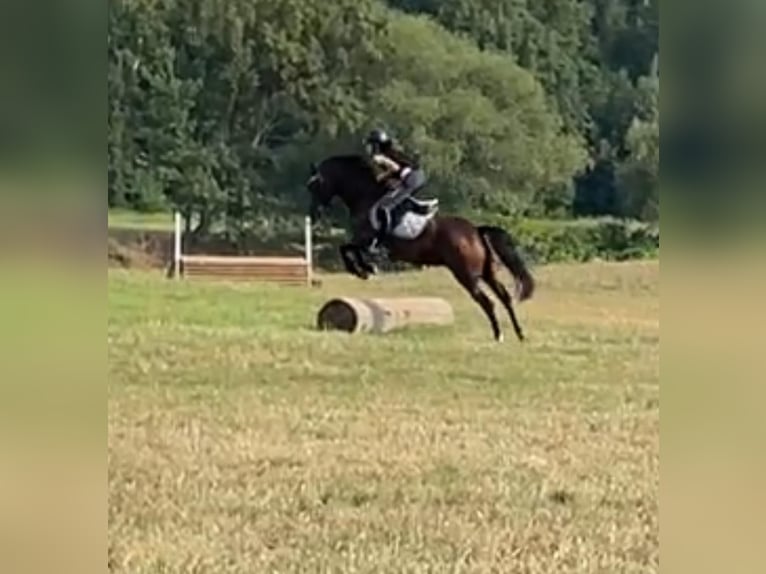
[306,154,535,342]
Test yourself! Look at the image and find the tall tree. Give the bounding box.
[386,0,659,220]
[369,13,588,214]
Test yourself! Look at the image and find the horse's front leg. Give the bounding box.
[339,243,372,280]
[337,217,380,280]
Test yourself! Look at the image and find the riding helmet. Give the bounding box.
[365,128,391,149]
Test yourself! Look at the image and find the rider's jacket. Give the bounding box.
[370,146,419,183]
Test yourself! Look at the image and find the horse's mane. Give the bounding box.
[315,153,384,208]
[321,154,376,180]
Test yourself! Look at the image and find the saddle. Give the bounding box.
[403,196,439,215]
[377,176,437,214]
[370,195,439,241]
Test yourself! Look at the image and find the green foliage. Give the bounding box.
[109,0,389,232]
[367,13,588,214]
[470,214,659,264]
[617,115,659,221]
[304,214,658,271]
[108,0,659,245]
[388,0,659,222]
[518,218,659,264]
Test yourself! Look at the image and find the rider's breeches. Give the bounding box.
[380,168,426,208]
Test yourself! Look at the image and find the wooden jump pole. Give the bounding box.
[305,215,313,287]
[172,210,315,285]
[173,210,182,279]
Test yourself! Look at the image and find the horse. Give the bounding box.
[306,154,535,342]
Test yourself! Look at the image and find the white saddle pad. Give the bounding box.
[369,200,438,240]
[391,210,434,239]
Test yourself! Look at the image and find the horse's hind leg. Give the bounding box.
[482,265,525,342]
[451,268,503,342]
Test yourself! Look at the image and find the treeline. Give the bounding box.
[108,0,658,239]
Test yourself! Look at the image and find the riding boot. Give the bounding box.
[382,207,393,239]
[368,208,390,255]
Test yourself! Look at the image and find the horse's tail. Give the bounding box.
[477,225,535,301]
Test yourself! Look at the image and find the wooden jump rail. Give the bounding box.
[180,255,311,285]
[172,213,316,286]
[317,297,454,334]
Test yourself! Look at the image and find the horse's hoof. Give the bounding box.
[496,333,504,343]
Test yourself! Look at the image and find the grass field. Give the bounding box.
[108,260,659,573]
[108,208,175,231]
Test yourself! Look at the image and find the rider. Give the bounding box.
[364,128,436,251]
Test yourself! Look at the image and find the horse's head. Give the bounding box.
[305,155,380,221]
[306,161,335,222]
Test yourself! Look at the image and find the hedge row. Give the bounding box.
[309,216,659,270]
[482,216,660,265]
[110,212,658,271]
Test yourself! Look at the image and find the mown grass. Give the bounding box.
[108,260,659,573]
[108,208,175,231]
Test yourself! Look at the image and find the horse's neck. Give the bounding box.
[337,181,380,215]
[326,155,384,214]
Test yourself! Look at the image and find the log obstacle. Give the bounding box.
[316,297,454,334]
[172,212,317,286]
